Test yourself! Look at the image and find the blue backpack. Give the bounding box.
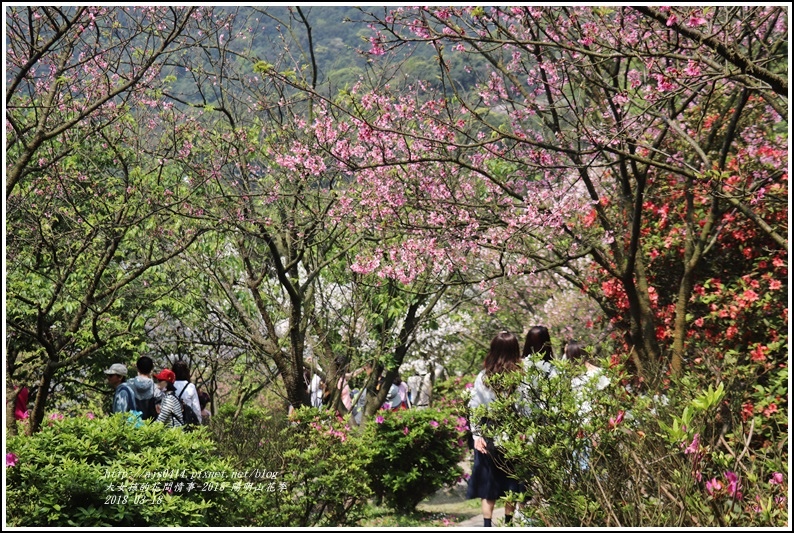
[115,382,137,412]
[116,383,144,428]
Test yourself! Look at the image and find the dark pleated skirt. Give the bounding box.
[466,448,525,501]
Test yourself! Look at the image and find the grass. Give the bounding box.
[359,505,466,527]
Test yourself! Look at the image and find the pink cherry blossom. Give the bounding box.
[683,60,702,77]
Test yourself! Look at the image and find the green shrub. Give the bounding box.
[5,413,254,526]
[362,407,469,512]
[434,373,477,410]
[208,402,292,472]
[210,405,374,526]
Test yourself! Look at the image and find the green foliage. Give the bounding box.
[359,503,466,527]
[478,356,787,527]
[434,374,477,410]
[253,60,273,74]
[208,403,293,472]
[5,414,252,527]
[210,406,373,526]
[362,407,469,512]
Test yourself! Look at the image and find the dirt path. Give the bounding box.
[417,479,506,527]
[416,455,507,528]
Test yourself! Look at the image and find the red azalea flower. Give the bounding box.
[750,344,768,362]
[763,403,778,417]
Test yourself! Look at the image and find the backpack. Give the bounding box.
[138,381,158,421]
[177,384,201,430]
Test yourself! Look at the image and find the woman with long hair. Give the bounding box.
[466,331,525,526]
[521,325,554,362]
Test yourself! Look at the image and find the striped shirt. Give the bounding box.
[156,392,183,428]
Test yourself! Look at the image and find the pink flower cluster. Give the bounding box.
[750,472,788,513]
[455,417,469,433]
[607,410,625,430]
[309,420,349,442]
[706,471,742,500]
[46,412,65,425]
[683,433,700,455]
[682,434,704,481]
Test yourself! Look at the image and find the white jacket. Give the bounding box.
[174,381,202,423]
[467,370,496,437]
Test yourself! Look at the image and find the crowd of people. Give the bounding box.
[295,355,450,424]
[465,325,607,527]
[104,356,209,428]
[101,347,449,430]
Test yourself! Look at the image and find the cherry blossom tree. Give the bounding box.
[282,5,787,378]
[6,5,786,433]
[5,6,214,198]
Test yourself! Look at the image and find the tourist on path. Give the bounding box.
[466,331,526,527]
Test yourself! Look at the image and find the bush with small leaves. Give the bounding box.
[362,406,470,513]
[478,355,787,527]
[210,405,374,526]
[5,413,254,527]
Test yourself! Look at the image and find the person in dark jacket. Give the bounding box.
[466,331,526,526]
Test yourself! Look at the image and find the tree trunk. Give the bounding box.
[28,361,57,435]
[671,270,696,376]
[6,383,20,437]
[622,261,662,377]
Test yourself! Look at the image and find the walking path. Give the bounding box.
[417,456,510,528]
[455,506,505,528]
[418,478,507,528]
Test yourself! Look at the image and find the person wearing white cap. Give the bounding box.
[104,363,137,414]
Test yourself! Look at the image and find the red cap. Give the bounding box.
[153,369,176,384]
